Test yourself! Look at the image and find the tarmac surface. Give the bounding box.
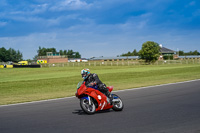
[1,80,200,133]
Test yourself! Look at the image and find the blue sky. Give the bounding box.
[0,0,200,59]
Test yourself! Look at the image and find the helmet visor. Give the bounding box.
[82,74,86,78]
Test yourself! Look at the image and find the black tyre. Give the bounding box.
[112,94,124,111]
[80,98,96,114]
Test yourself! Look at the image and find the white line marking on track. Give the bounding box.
[113,79,200,93]
[0,96,75,108]
[1,79,200,108]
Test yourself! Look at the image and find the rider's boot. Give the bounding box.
[105,91,113,104]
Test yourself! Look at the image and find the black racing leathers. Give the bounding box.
[84,73,109,95]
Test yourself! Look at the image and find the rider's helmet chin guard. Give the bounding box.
[81,69,90,80]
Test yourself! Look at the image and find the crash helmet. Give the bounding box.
[81,69,90,80]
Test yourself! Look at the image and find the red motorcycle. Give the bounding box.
[75,81,124,114]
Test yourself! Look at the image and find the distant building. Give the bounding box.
[37,52,68,63]
[68,58,88,62]
[178,55,200,59]
[160,45,175,55]
[159,44,177,60]
[89,56,139,61]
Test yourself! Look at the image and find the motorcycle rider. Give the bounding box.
[81,69,113,102]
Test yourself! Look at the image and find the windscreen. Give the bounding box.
[77,81,83,89]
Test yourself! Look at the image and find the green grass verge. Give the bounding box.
[0,64,200,105]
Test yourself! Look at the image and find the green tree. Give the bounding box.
[192,50,199,55]
[0,47,8,62]
[132,49,138,56]
[59,50,64,55]
[8,48,15,61]
[121,49,138,56]
[66,50,74,58]
[37,47,57,56]
[0,47,23,62]
[66,50,81,58]
[63,50,67,55]
[139,41,161,64]
[178,50,184,56]
[178,50,200,56]
[74,52,81,58]
[16,50,23,61]
[36,47,81,58]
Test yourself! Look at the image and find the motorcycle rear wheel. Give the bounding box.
[112,94,124,111]
[80,98,96,114]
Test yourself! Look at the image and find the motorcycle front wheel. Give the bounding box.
[80,98,96,114]
[112,94,124,111]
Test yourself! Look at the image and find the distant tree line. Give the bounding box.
[121,43,200,64]
[122,48,200,57]
[121,49,139,56]
[36,46,81,58]
[120,42,161,64]
[178,50,200,56]
[37,47,57,56]
[0,47,23,62]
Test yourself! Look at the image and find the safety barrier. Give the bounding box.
[0,65,4,68]
[13,65,40,68]
[6,65,13,68]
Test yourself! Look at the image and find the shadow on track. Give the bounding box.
[72,109,113,115]
[72,109,87,115]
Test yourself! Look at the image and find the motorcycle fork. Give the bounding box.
[88,96,91,105]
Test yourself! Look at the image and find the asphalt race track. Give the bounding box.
[1,80,200,133]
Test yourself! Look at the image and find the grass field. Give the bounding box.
[1,64,200,105]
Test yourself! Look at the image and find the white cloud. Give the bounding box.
[30,4,48,14]
[8,3,48,16]
[117,13,152,32]
[1,0,200,59]
[8,16,42,22]
[50,0,91,11]
[45,14,81,26]
[1,24,200,59]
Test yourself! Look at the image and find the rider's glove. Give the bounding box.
[88,82,96,86]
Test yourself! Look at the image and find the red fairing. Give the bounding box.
[76,83,113,112]
[77,83,87,97]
